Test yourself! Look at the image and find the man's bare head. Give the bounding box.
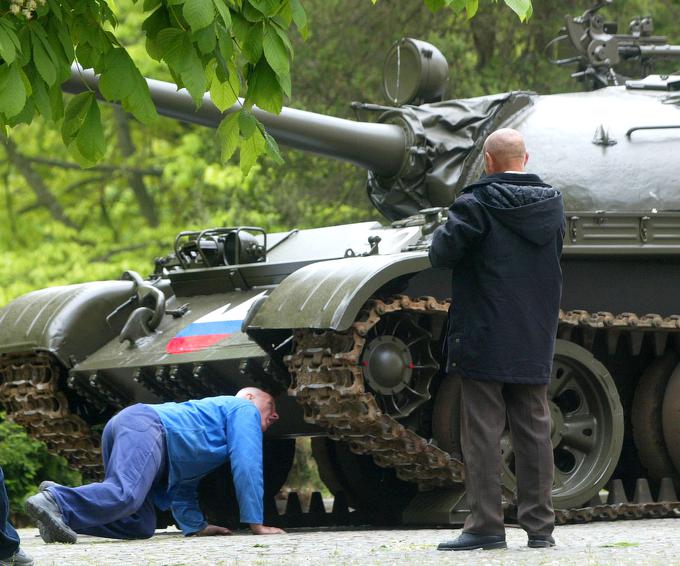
[482,128,528,174]
[236,387,279,431]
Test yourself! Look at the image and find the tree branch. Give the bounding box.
[1,138,78,230]
[91,242,166,263]
[23,155,163,176]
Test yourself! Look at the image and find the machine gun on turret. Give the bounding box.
[549,0,680,89]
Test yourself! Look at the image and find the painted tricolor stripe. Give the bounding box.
[166,292,266,354]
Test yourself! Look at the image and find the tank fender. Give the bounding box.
[246,252,430,332]
[0,281,137,366]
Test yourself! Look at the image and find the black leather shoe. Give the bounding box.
[25,491,77,544]
[528,534,556,548]
[437,532,507,551]
[0,547,33,566]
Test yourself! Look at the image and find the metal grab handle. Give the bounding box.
[121,270,166,332]
[626,125,680,137]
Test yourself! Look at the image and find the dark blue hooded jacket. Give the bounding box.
[429,172,565,384]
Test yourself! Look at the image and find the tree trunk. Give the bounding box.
[113,107,159,227]
[1,137,78,230]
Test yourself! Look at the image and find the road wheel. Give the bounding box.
[632,352,680,487]
[311,437,416,520]
[432,340,624,510]
[661,362,680,477]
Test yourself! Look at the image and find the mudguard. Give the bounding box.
[0,281,135,366]
[246,251,430,332]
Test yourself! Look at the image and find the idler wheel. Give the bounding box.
[432,340,624,510]
[632,352,680,486]
[360,311,440,419]
[661,361,680,476]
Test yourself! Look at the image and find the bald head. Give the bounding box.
[482,128,528,174]
[236,387,279,431]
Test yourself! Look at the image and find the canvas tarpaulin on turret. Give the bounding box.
[367,91,535,221]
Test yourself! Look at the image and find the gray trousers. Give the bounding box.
[460,377,554,536]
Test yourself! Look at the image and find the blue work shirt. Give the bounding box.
[149,396,263,535]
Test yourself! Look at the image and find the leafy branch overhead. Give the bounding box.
[0,0,531,174]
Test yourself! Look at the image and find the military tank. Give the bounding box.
[2,0,680,526]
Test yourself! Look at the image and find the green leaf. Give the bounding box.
[242,2,265,22]
[177,42,207,105]
[142,5,171,39]
[238,109,257,137]
[289,0,308,39]
[465,0,478,18]
[48,17,75,64]
[216,24,233,62]
[27,67,52,121]
[213,0,232,27]
[217,111,239,160]
[447,0,466,10]
[263,22,289,78]
[195,24,217,54]
[263,130,283,164]
[143,0,161,9]
[0,63,27,118]
[32,33,57,86]
[0,26,17,65]
[248,58,282,114]
[248,0,280,17]
[503,0,532,21]
[99,49,137,101]
[48,81,64,121]
[76,98,106,163]
[62,92,92,143]
[275,68,291,98]
[240,126,265,175]
[124,75,158,124]
[5,95,33,127]
[183,0,215,32]
[242,21,263,64]
[210,60,239,111]
[424,0,446,11]
[47,0,63,20]
[231,11,249,47]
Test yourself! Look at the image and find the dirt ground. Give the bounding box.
[14,517,680,565]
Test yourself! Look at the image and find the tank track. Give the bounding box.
[285,295,680,522]
[0,352,103,479]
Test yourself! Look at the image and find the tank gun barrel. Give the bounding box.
[63,66,408,178]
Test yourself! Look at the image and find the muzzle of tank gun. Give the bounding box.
[62,65,427,182]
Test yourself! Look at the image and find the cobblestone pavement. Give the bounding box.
[17,518,680,565]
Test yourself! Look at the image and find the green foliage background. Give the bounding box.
[1,0,679,520]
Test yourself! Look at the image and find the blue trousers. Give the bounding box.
[0,466,20,559]
[49,404,167,539]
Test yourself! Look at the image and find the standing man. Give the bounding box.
[26,387,285,542]
[0,467,32,566]
[431,128,564,551]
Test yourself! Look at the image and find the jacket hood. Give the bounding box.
[466,173,564,246]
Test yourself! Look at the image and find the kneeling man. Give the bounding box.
[26,387,284,542]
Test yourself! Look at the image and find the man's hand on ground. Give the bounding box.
[195,524,232,536]
[250,524,287,535]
